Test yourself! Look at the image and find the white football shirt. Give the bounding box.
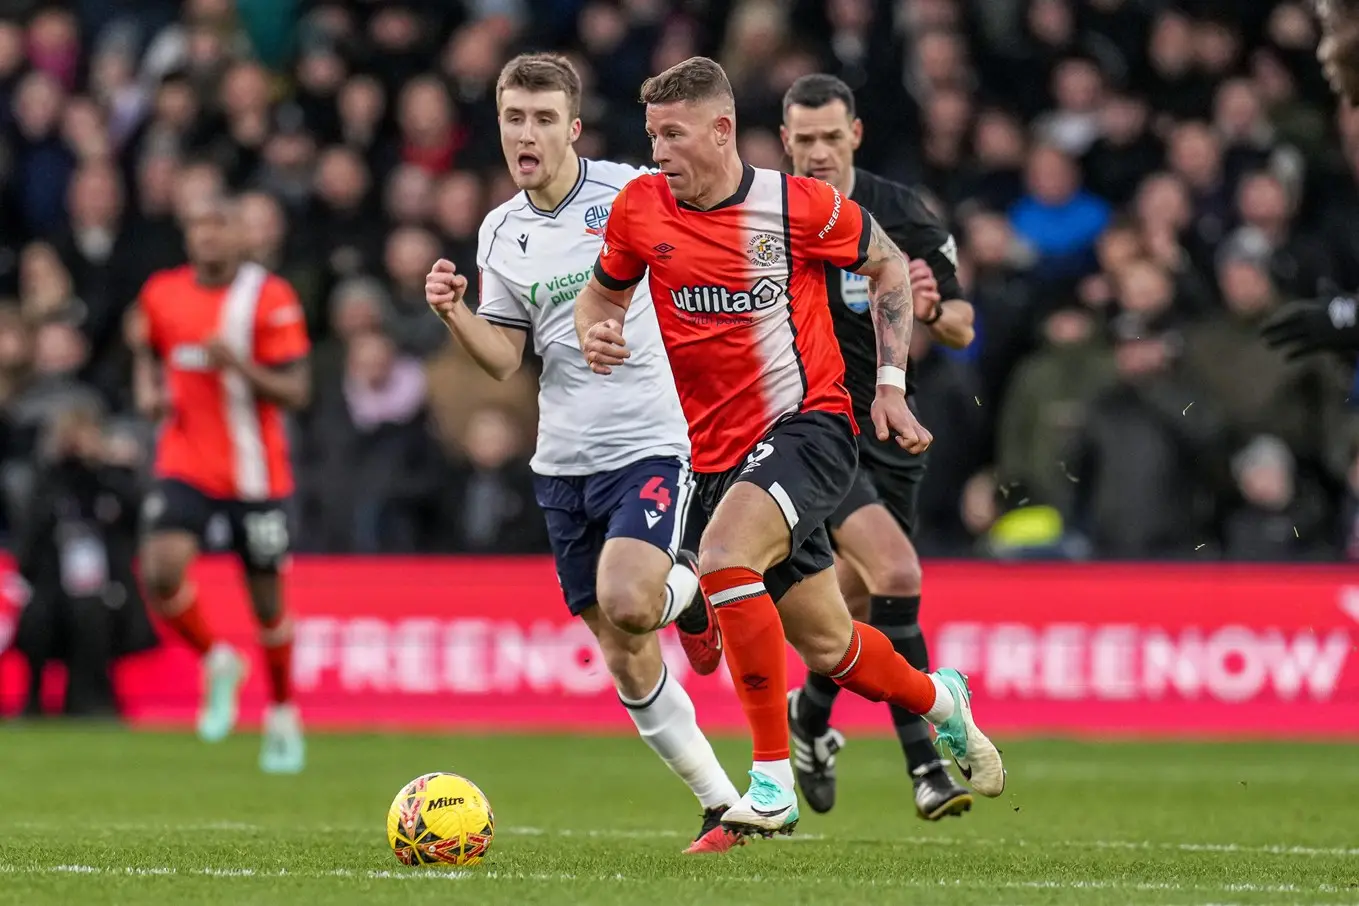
[475,158,691,476]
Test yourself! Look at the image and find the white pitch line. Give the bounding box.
[428,826,1359,858]
[906,833,1359,859]
[4,821,259,833]
[0,862,1352,896]
[6,821,1358,859]
[1013,762,1359,784]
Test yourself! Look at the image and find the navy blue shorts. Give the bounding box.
[533,456,697,616]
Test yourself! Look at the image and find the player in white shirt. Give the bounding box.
[425,53,741,854]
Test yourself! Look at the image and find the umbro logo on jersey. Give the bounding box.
[517,233,529,252]
[670,278,786,315]
[653,242,675,260]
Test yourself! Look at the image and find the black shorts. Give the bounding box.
[693,411,858,602]
[141,478,292,573]
[827,435,928,539]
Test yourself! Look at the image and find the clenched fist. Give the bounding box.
[426,258,469,320]
[908,258,941,321]
[583,318,630,375]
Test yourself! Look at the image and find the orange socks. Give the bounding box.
[700,566,789,762]
[831,622,938,714]
[155,580,295,706]
[158,583,215,655]
[260,615,294,704]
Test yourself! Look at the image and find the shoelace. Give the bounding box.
[935,732,966,760]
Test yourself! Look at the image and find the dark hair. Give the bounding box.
[781,74,857,119]
[496,53,583,118]
[639,56,733,105]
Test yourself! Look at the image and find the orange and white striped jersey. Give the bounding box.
[594,165,868,472]
[140,263,309,500]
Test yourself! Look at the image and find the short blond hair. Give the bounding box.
[496,53,582,118]
[1317,2,1359,103]
[639,56,733,106]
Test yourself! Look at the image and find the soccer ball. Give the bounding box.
[387,772,495,867]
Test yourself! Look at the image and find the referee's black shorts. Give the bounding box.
[826,433,927,541]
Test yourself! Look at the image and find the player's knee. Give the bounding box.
[696,536,755,576]
[698,492,787,575]
[138,554,186,606]
[795,630,853,677]
[138,527,198,607]
[864,550,921,598]
[596,577,661,636]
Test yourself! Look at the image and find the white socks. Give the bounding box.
[654,561,701,629]
[924,674,956,724]
[753,759,795,790]
[620,666,739,810]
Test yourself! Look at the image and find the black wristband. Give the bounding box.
[919,303,942,325]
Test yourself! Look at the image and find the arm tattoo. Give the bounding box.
[862,215,913,371]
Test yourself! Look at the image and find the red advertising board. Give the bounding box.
[1,556,1356,737]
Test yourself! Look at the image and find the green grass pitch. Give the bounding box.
[1,726,1357,905]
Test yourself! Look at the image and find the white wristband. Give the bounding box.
[877,366,907,391]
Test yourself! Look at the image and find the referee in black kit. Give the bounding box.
[779,74,979,822]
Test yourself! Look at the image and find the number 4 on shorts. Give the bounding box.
[640,476,672,512]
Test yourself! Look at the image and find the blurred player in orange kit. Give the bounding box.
[125,190,311,773]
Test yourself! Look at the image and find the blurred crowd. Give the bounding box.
[0,0,1357,561]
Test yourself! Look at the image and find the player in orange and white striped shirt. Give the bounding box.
[578,57,1006,837]
[126,190,310,774]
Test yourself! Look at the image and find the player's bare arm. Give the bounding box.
[857,216,914,369]
[205,339,312,410]
[908,258,975,349]
[853,215,933,454]
[426,258,526,381]
[575,277,637,375]
[125,304,166,420]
